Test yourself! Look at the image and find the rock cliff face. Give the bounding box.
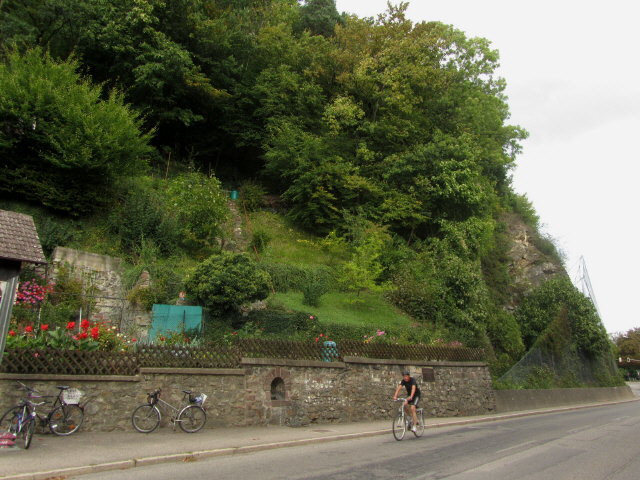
[503,212,564,310]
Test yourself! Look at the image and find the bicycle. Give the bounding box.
[131,388,207,433]
[392,398,424,441]
[0,391,46,449]
[0,382,86,437]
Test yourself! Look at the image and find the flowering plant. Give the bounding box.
[314,333,332,343]
[363,329,386,344]
[5,319,134,352]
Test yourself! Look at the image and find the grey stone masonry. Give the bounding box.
[0,358,495,431]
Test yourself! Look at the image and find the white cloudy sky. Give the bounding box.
[336,0,640,334]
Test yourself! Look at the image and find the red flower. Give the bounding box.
[25,325,33,333]
[8,330,16,337]
[90,327,99,339]
[40,324,49,331]
[131,338,137,342]
[66,321,76,330]
[77,332,88,340]
[81,319,90,330]
[315,337,319,342]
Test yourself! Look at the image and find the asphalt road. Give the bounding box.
[81,401,640,480]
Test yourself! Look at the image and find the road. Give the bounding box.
[82,401,640,480]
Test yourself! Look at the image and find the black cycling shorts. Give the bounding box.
[407,395,420,407]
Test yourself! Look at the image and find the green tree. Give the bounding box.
[298,0,343,37]
[185,253,272,315]
[612,328,640,358]
[0,48,151,214]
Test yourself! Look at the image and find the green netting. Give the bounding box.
[499,310,620,388]
[149,305,203,341]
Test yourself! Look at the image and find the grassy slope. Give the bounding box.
[249,211,414,331]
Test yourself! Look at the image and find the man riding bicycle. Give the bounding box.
[393,369,421,432]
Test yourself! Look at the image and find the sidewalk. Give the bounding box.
[1,398,638,480]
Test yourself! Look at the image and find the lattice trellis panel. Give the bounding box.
[1,341,485,375]
[1,348,138,375]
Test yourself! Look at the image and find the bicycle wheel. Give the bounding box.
[0,407,21,433]
[49,404,84,436]
[132,405,160,433]
[392,413,406,441]
[178,405,206,433]
[413,410,425,437]
[22,418,35,449]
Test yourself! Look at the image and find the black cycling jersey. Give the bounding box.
[400,377,421,397]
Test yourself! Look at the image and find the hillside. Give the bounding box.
[0,0,619,386]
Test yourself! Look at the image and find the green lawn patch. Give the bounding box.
[271,291,413,330]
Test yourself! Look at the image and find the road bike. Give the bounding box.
[392,398,424,441]
[131,388,207,433]
[0,382,87,437]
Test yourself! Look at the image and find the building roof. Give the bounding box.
[0,209,46,264]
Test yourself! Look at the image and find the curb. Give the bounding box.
[2,398,638,480]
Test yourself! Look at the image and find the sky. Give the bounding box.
[336,0,640,335]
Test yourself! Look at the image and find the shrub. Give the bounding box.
[0,48,151,214]
[165,172,227,246]
[186,253,272,315]
[249,230,272,254]
[239,181,266,212]
[107,179,180,256]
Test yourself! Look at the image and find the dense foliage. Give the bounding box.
[0,48,151,213]
[186,253,272,315]
[0,0,617,382]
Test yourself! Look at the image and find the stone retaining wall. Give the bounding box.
[0,358,495,431]
[494,385,634,412]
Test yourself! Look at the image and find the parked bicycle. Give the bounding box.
[0,382,86,437]
[392,398,424,440]
[0,390,46,449]
[131,388,207,433]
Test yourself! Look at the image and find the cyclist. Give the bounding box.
[393,369,421,432]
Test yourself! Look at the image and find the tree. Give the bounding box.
[0,48,151,214]
[298,0,343,37]
[612,328,640,358]
[185,253,272,315]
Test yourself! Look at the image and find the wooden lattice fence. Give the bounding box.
[1,341,486,375]
[1,348,138,375]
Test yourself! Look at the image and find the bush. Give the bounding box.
[186,253,272,315]
[249,230,272,254]
[0,48,151,214]
[107,179,180,256]
[243,310,318,334]
[165,172,228,246]
[258,263,336,294]
[239,181,266,212]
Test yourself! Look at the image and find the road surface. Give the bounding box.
[82,401,640,480]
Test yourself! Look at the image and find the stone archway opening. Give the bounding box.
[270,377,285,401]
